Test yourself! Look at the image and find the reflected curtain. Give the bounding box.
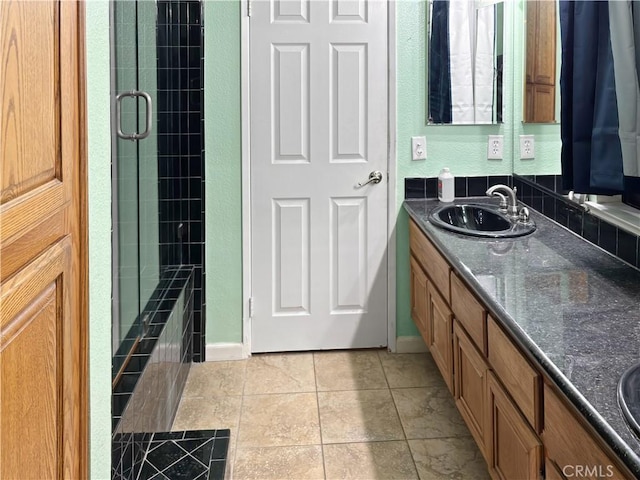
[428,0,496,124]
[559,1,624,194]
[429,0,452,124]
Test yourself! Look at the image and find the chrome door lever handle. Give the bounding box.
[356,171,383,188]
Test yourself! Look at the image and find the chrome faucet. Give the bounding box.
[486,184,519,217]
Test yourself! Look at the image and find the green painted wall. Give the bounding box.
[85,2,112,478]
[204,0,243,344]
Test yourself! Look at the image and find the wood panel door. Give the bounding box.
[0,1,87,478]
[453,320,489,462]
[486,372,542,480]
[428,282,453,394]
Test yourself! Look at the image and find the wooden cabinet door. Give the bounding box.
[453,321,489,461]
[0,1,87,478]
[410,255,430,344]
[487,372,542,480]
[428,282,453,393]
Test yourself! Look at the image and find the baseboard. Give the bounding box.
[395,336,428,353]
[205,342,247,361]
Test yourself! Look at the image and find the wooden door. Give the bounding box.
[0,1,87,478]
[250,0,389,352]
[410,255,430,343]
[487,372,542,480]
[428,282,453,393]
[453,320,489,462]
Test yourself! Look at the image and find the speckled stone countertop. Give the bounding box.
[404,198,640,476]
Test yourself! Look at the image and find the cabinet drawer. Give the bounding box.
[450,272,486,355]
[543,384,632,480]
[409,219,450,303]
[487,315,541,432]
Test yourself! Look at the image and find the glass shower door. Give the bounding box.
[112,0,160,369]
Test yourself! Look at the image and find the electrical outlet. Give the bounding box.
[520,135,535,159]
[412,136,427,160]
[487,135,503,160]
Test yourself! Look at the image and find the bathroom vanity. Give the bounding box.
[405,198,640,479]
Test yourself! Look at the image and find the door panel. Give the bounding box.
[0,0,87,477]
[251,0,388,352]
[1,239,71,480]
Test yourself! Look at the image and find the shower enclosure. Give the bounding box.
[111,0,161,370]
[110,0,206,477]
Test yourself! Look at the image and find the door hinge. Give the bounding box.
[247,0,252,17]
[249,297,254,317]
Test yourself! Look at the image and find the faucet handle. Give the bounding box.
[518,206,530,223]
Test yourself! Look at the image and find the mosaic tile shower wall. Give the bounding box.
[156,0,206,361]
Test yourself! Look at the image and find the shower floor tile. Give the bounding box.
[137,429,229,480]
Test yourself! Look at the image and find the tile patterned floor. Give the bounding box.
[172,350,490,480]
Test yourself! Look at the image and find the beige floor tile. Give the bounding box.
[408,437,490,480]
[182,360,247,397]
[244,353,316,394]
[379,351,446,388]
[314,350,387,391]
[392,387,470,439]
[233,445,325,480]
[171,395,242,431]
[324,441,419,480]
[318,389,404,443]
[237,393,320,447]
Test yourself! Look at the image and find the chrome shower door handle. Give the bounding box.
[116,90,153,141]
[356,171,383,188]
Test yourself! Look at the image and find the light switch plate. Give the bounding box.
[412,136,427,160]
[520,135,535,159]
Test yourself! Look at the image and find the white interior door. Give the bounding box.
[250,0,388,352]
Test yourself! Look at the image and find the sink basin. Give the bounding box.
[428,204,536,238]
[618,362,640,438]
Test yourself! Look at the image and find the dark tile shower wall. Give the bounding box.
[112,268,195,480]
[157,0,206,361]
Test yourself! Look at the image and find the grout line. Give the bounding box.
[313,352,328,480]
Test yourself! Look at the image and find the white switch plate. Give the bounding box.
[411,136,427,160]
[487,135,503,160]
[520,135,535,159]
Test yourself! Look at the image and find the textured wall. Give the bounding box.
[85,1,112,478]
[204,0,243,344]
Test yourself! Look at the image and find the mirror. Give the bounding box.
[523,0,560,123]
[427,0,505,125]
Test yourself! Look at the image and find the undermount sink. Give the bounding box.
[618,362,640,438]
[428,204,536,238]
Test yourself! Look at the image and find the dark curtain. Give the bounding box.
[559,0,624,194]
[429,0,452,124]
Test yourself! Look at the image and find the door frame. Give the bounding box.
[240,0,397,356]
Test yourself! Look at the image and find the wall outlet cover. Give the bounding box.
[520,135,535,159]
[487,135,503,160]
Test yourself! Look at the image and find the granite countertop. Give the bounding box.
[404,198,640,476]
